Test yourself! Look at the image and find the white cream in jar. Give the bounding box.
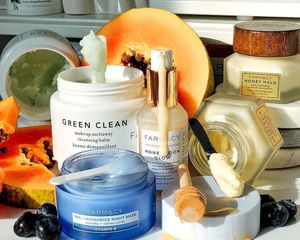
[51,32,145,169]
[50,66,145,169]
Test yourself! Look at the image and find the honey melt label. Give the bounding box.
[256,105,282,147]
[241,72,280,100]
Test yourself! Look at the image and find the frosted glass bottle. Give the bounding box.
[137,49,188,190]
[223,21,300,103]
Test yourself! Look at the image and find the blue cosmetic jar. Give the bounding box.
[56,149,156,240]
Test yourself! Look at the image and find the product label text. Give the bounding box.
[241,72,280,100]
[72,211,139,233]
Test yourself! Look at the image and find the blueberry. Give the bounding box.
[35,215,61,240]
[279,199,297,218]
[260,194,276,206]
[13,211,37,237]
[37,203,58,216]
[261,202,289,227]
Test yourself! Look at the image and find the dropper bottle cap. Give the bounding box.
[146,49,177,108]
[151,49,173,71]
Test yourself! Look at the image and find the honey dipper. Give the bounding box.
[173,164,207,222]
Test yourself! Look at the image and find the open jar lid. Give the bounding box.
[0,29,80,121]
[61,149,150,195]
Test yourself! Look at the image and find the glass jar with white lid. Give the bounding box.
[223,21,300,103]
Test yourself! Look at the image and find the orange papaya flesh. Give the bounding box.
[0,125,56,208]
[0,168,4,193]
[0,165,55,209]
[0,125,54,168]
[82,8,214,117]
[0,96,19,143]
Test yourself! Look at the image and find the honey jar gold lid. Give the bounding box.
[233,21,300,57]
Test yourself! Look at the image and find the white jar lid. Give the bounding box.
[0,29,80,121]
[216,83,300,128]
[162,176,260,240]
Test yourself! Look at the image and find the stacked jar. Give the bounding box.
[223,21,300,169]
[189,21,300,184]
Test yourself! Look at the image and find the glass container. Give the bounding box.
[189,93,283,184]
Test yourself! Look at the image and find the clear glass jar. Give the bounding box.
[223,21,300,103]
[189,93,283,184]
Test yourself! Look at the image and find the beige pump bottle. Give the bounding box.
[137,49,188,190]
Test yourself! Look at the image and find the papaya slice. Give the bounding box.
[0,96,19,143]
[82,8,213,117]
[0,125,54,168]
[0,125,55,208]
[0,165,55,209]
[0,168,4,193]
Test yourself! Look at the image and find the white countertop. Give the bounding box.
[1,166,299,240]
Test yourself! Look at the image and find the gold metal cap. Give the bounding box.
[146,66,177,108]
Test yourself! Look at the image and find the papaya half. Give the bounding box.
[0,125,56,208]
[0,96,19,143]
[82,8,214,117]
[0,168,3,193]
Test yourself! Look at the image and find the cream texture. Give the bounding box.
[209,131,238,166]
[209,153,244,198]
[80,30,107,83]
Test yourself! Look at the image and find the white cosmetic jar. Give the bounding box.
[50,66,145,169]
[6,0,63,15]
[0,29,80,122]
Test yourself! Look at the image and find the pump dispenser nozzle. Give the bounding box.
[148,49,177,157]
[150,49,173,71]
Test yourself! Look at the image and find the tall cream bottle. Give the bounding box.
[137,49,188,190]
